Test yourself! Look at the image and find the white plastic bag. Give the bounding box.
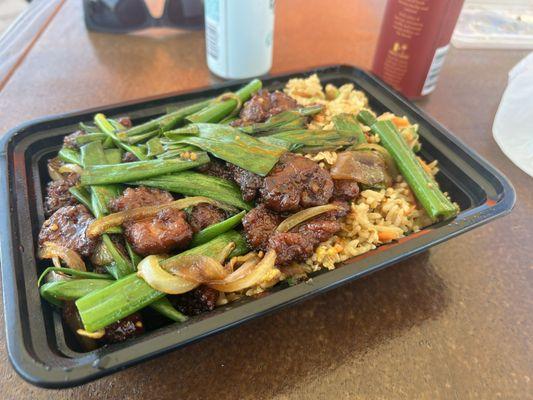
[492,52,533,177]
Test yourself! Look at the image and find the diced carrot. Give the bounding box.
[417,156,432,174]
[392,116,410,128]
[378,230,399,242]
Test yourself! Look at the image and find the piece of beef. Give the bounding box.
[102,313,145,344]
[121,151,138,163]
[268,214,342,266]
[169,286,219,316]
[268,232,315,266]
[260,153,334,212]
[188,204,226,233]
[63,130,86,149]
[39,205,98,257]
[108,186,192,256]
[242,204,283,250]
[197,158,233,181]
[332,179,360,201]
[199,159,263,202]
[118,116,132,128]
[109,186,174,211]
[293,215,342,243]
[232,90,298,126]
[44,174,80,216]
[226,163,263,202]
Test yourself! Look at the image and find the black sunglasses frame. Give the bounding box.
[83,0,204,34]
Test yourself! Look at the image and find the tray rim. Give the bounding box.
[0,64,516,388]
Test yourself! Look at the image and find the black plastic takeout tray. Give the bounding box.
[0,65,515,388]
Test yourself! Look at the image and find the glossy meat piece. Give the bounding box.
[102,313,145,344]
[226,163,263,202]
[332,179,360,201]
[124,208,192,256]
[293,215,342,243]
[109,186,174,211]
[109,186,193,256]
[38,205,98,257]
[121,151,138,163]
[242,204,283,250]
[199,159,263,202]
[260,153,334,212]
[268,213,342,266]
[63,130,86,149]
[197,158,233,181]
[44,174,80,216]
[117,116,132,128]
[232,90,298,126]
[268,232,314,266]
[188,204,226,233]
[170,286,219,316]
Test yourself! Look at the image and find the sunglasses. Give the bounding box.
[83,0,204,33]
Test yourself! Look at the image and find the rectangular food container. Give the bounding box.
[0,65,515,388]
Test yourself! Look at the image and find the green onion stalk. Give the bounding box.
[187,79,262,123]
[80,141,134,278]
[124,99,212,137]
[130,171,252,210]
[357,111,458,221]
[94,113,147,161]
[239,105,324,135]
[80,153,210,185]
[333,113,366,145]
[190,210,246,246]
[58,148,81,166]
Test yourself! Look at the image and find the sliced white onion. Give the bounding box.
[162,254,228,282]
[276,204,340,233]
[58,163,83,176]
[76,328,105,339]
[208,250,277,293]
[39,242,86,271]
[137,255,198,295]
[216,242,236,265]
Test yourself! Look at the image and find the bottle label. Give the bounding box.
[205,0,221,62]
[204,0,274,79]
[421,44,450,95]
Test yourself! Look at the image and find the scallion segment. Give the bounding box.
[367,118,457,220]
[80,141,133,278]
[333,114,366,145]
[80,153,210,185]
[150,297,188,323]
[125,99,212,137]
[239,105,323,135]
[130,171,252,210]
[190,210,246,246]
[94,113,147,161]
[261,129,358,152]
[187,79,262,123]
[40,279,114,306]
[58,148,82,166]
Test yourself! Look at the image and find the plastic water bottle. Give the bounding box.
[204,0,275,79]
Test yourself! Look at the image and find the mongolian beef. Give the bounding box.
[37,75,458,347]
